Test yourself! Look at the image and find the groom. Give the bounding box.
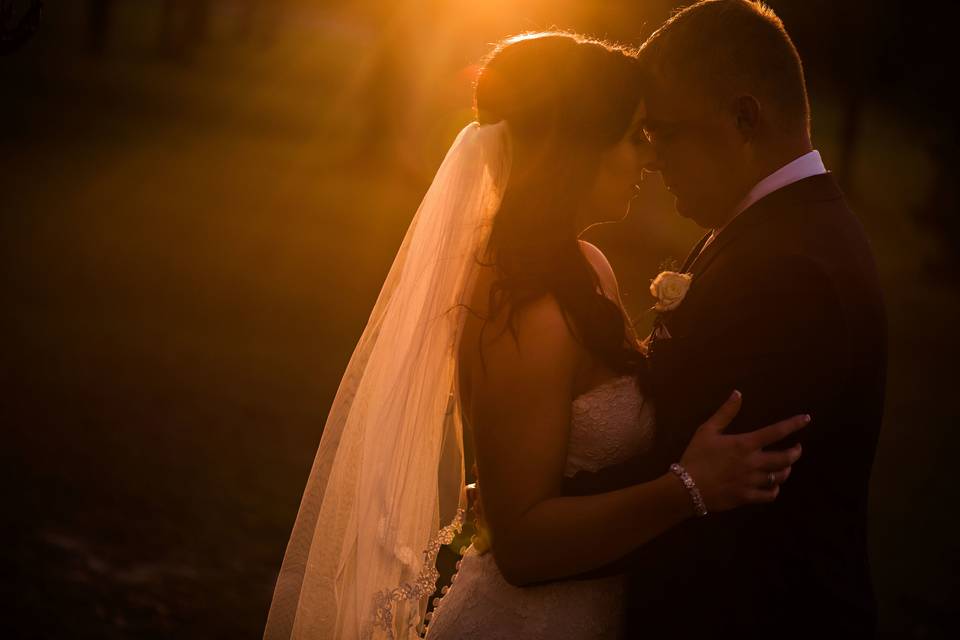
[562,1,887,638]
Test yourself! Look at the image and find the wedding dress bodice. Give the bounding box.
[423,373,655,639]
[565,374,655,477]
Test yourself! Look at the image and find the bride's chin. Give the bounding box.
[580,213,626,234]
[607,197,639,225]
[577,197,638,231]
[620,197,638,221]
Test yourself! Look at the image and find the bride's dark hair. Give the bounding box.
[472,31,646,377]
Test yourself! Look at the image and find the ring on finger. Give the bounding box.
[765,472,776,488]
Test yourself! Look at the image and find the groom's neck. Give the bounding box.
[748,133,814,188]
[714,135,814,230]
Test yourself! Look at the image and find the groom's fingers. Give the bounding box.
[746,414,811,449]
[750,466,792,487]
[701,390,742,434]
[754,444,803,471]
[745,485,781,503]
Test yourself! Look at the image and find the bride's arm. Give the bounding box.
[469,293,805,586]
[469,294,689,585]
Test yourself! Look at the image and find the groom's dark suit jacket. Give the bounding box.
[563,173,887,638]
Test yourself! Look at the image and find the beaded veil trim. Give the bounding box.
[369,507,467,639]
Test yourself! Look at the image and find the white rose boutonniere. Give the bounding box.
[650,270,693,313]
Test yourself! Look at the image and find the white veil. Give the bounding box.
[263,120,512,640]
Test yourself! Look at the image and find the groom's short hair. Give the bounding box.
[638,0,810,135]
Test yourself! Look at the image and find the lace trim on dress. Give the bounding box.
[370,507,467,639]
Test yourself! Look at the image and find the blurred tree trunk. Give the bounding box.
[159,0,211,62]
[235,0,287,46]
[85,0,114,56]
[0,0,43,55]
[841,4,871,190]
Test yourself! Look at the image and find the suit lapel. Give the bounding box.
[680,231,712,274]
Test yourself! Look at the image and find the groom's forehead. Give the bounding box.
[638,99,678,128]
[641,75,706,120]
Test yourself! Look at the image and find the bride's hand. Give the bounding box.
[679,390,809,513]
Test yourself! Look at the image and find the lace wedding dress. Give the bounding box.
[423,374,655,639]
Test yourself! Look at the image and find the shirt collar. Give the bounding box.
[731,149,827,221]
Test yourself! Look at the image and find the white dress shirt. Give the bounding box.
[699,150,827,253]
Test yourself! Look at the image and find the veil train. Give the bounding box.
[263,120,513,640]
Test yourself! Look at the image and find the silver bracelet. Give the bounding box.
[669,463,708,517]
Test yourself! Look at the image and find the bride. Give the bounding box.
[263,31,808,640]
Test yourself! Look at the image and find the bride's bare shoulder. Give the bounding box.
[464,293,581,420]
[461,287,580,379]
[458,265,583,407]
[486,293,578,354]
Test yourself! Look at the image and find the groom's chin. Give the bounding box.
[673,199,711,229]
[672,196,692,220]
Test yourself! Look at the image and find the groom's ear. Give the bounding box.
[733,95,761,141]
